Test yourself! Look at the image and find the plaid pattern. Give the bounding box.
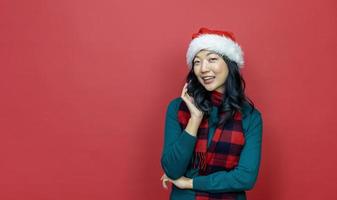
[177,91,245,200]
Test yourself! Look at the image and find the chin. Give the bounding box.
[202,84,217,91]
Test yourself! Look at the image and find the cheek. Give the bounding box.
[214,65,229,80]
[193,67,201,77]
[222,70,229,80]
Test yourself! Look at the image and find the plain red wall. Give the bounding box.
[0,0,336,199]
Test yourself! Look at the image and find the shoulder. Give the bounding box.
[166,97,183,114]
[242,101,262,118]
[242,102,263,131]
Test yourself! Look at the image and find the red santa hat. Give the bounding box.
[186,27,244,69]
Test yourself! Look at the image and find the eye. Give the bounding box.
[193,60,200,65]
[209,57,218,62]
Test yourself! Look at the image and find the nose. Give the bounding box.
[200,60,210,72]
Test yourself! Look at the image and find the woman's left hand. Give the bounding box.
[160,173,193,189]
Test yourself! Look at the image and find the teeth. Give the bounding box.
[203,77,214,80]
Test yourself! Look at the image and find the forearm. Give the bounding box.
[161,129,197,179]
[162,116,202,179]
[192,163,260,193]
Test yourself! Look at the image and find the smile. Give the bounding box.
[202,76,215,84]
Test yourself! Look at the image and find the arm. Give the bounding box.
[160,98,198,179]
[192,111,263,193]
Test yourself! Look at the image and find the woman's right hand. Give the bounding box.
[181,82,204,120]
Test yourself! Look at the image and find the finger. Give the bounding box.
[181,83,188,98]
[182,89,191,103]
[162,178,169,189]
[185,92,194,105]
[160,173,167,181]
[180,83,197,109]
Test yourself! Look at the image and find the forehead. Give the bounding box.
[194,50,219,58]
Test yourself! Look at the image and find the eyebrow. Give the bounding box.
[194,52,217,59]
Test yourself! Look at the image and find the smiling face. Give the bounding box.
[192,50,229,93]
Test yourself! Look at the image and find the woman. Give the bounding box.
[160,27,263,200]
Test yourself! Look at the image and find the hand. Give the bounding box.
[160,173,170,189]
[181,82,204,119]
[160,173,193,190]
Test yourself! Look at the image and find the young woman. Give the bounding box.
[160,27,263,200]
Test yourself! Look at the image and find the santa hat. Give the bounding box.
[186,27,244,69]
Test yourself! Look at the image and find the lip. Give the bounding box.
[202,76,215,84]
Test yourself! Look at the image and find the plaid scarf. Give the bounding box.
[177,90,246,200]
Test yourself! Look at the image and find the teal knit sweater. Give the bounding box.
[161,97,263,200]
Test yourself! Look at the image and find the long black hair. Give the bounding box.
[186,55,255,125]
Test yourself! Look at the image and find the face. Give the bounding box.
[193,50,229,93]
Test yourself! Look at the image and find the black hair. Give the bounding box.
[185,55,255,125]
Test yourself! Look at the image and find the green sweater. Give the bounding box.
[161,97,263,200]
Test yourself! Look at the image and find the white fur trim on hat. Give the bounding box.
[186,34,244,69]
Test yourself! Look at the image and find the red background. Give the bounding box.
[1,0,336,199]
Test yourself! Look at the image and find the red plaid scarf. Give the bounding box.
[177,90,246,200]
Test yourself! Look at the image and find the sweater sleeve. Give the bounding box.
[192,111,263,193]
[160,98,197,180]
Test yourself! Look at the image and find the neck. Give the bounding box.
[210,90,224,106]
[215,88,225,94]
